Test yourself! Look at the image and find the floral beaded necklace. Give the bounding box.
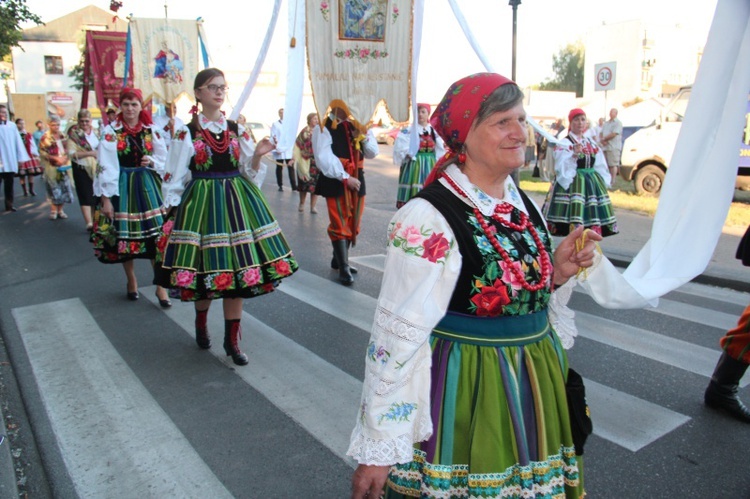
[442,172,553,292]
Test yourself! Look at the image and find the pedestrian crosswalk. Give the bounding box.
[9,257,749,495]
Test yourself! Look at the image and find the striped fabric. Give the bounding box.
[91,166,165,263]
[720,303,750,364]
[385,313,583,499]
[543,168,618,237]
[157,174,297,301]
[396,150,437,208]
[326,186,364,242]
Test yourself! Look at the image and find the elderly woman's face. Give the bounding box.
[464,102,527,174]
[78,116,92,132]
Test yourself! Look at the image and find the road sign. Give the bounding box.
[595,62,616,91]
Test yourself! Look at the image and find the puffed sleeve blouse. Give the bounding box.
[552,132,610,190]
[161,114,263,208]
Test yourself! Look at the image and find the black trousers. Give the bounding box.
[275,159,297,190]
[0,172,14,208]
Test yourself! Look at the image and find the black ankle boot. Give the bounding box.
[195,308,211,349]
[223,319,248,365]
[704,352,750,423]
[331,240,354,286]
[21,183,28,196]
[29,184,36,196]
[330,240,357,273]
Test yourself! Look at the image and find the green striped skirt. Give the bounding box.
[397,150,437,207]
[155,171,298,301]
[543,168,618,237]
[386,311,584,499]
[91,166,165,264]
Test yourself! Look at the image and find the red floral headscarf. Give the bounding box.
[417,102,431,114]
[425,73,515,185]
[568,108,586,123]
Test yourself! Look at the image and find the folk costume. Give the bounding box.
[312,100,379,285]
[348,74,585,498]
[17,129,42,181]
[92,101,168,263]
[38,129,75,207]
[543,110,618,237]
[67,123,100,208]
[156,113,298,302]
[392,104,446,209]
[293,124,320,194]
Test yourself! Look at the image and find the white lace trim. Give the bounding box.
[548,279,577,350]
[347,412,432,465]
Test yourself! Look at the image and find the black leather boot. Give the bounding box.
[331,240,354,286]
[704,352,750,423]
[223,319,248,366]
[195,308,211,349]
[330,241,357,273]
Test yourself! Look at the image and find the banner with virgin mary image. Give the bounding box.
[84,31,133,110]
[306,0,413,123]
[128,18,201,103]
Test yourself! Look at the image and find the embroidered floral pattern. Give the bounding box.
[392,4,399,23]
[367,342,390,365]
[193,139,213,170]
[334,46,389,63]
[388,222,453,265]
[378,402,417,425]
[319,1,330,21]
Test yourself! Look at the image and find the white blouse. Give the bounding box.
[552,132,610,190]
[346,164,584,465]
[392,124,446,166]
[94,123,167,198]
[311,124,379,181]
[161,114,264,209]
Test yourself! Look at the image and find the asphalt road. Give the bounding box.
[1,146,749,498]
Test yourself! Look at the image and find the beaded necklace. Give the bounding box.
[442,173,553,292]
[200,125,230,154]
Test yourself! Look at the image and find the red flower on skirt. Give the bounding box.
[213,272,233,290]
[274,260,292,276]
[470,279,510,317]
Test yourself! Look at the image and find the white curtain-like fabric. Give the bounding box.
[279,0,307,154]
[407,0,426,157]
[229,0,283,121]
[306,0,412,124]
[129,18,202,103]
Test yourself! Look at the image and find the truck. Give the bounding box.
[619,86,750,196]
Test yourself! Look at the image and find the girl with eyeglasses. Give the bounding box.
[156,67,298,366]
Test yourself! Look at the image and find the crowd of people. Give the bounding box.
[1,67,748,498]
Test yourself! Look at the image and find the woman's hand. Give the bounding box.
[553,225,602,286]
[140,155,152,167]
[101,196,114,219]
[351,464,389,499]
[254,137,275,157]
[346,176,361,192]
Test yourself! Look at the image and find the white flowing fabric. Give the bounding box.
[229,0,283,121]
[407,0,426,158]
[278,0,306,154]
[446,0,750,310]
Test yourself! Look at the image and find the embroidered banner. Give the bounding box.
[306,0,412,123]
[128,18,201,103]
[84,31,132,110]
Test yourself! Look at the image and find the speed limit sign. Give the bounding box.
[594,62,616,91]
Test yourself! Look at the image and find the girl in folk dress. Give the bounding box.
[293,112,321,213]
[15,118,42,196]
[156,68,298,366]
[67,109,100,230]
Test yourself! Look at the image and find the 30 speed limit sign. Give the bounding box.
[594,62,616,91]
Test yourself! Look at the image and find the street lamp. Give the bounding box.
[509,0,521,81]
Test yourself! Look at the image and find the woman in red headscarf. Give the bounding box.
[392,102,445,208]
[348,74,604,499]
[542,108,618,237]
[92,87,172,307]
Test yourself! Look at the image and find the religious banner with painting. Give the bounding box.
[128,18,201,103]
[306,0,412,123]
[83,30,132,111]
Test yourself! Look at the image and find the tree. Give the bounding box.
[0,0,43,59]
[68,32,92,91]
[539,42,584,97]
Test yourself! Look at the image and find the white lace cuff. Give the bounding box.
[346,411,432,465]
[548,279,577,349]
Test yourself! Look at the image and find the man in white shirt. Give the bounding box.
[270,108,296,192]
[600,108,623,186]
[152,102,184,150]
[0,105,31,211]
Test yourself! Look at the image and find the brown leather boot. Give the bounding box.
[195,308,211,349]
[223,319,248,366]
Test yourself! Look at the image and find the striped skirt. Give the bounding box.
[155,171,298,301]
[91,166,165,263]
[543,168,618,237]
[397,150,437,208]
[386,311,584,499]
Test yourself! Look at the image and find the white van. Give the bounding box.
[620,86,750,196]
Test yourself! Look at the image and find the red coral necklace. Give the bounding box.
[442,173,552,292]
[200,126,229,154]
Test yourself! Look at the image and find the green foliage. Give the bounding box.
[0,0,43,59]
[539,42,585,97]
[68,32,92,91]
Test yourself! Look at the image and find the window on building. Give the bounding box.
[44,56,63,75]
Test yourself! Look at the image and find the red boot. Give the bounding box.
[223,319,248,365]
[195,308,211,349]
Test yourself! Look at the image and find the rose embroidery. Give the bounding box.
[213,272,233,290]
[174,270,195,287]
[422,232,450,263]
[273,260,291,276]
[242,268,261,287]
[470,278,511,317]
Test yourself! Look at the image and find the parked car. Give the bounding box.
[245,121,271,142]
[374,126,403,145]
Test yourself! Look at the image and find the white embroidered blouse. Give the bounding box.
[552,131,610,190]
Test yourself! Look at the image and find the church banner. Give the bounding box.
[128,18,201,103]
[84,31,132,110]
[306,0,413,124]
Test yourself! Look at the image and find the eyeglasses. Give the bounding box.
[200,84,228,94]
